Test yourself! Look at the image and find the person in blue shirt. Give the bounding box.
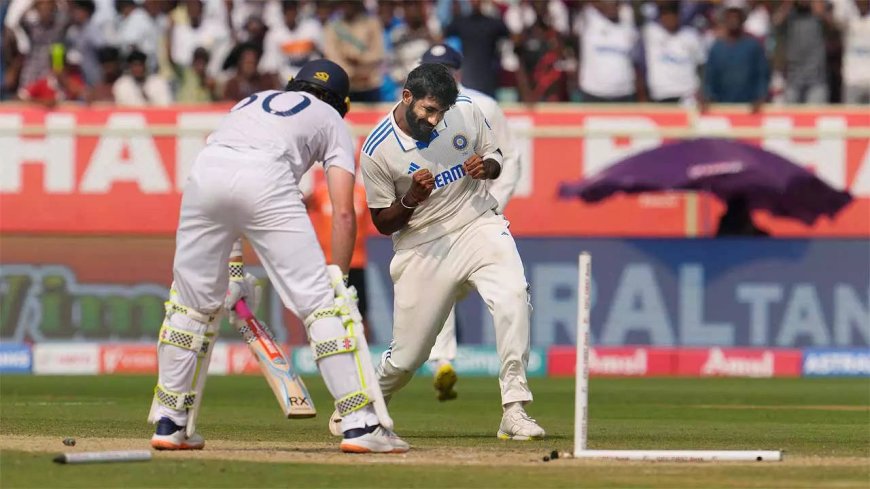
[702,4,770,113]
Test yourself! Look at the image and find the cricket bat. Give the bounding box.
[232,299,317,418]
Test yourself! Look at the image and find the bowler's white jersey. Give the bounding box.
[206,90,357,185]
[360,96,503,250]
[460,85,520,212]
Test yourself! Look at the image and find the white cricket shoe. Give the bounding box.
[150,417,205,450]
[497,406,546,441]
[340,425,410,454]
[328,409,343,437]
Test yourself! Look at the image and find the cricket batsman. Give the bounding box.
[359,63,545,440]
[147,59,409,454]
[419,44,523,402]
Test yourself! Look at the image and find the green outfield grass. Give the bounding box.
[1,375,868,488]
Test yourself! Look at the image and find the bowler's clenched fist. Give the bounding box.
[405,169,435,206]
[463,154,487,179]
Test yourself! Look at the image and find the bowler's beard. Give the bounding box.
[405,104,435,141]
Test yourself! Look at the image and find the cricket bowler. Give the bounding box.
[359,63,544,440]
[419,44,523,402]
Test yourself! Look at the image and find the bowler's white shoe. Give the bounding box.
[328,409,343,437]
[497,406,546,441]
[150,417,205,450]
[340,425,410,454]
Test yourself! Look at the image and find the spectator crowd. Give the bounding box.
[1,0,868,108]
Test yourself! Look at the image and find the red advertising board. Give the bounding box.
[676,347,802,378]
[548,346,674,377]
[547,346,802,377]
[227,343,261,375]
[100,344,158,374]
[1,105,867,237]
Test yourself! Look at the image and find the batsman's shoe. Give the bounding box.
[340,425,410,454]
[497,407,546,441]
[150,417,205,450]
[328,410,342,437]
[433,363,458,401]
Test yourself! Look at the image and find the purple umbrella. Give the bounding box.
[559,138,853,225]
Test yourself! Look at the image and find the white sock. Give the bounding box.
[503,401,524,414]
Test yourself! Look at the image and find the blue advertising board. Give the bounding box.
[0,343,32,374]
[291,345,547,377]
[364,238,869,348]
[802,348,870,376]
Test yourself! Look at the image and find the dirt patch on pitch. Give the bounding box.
[0,435,547,466]
[2,435,868,468]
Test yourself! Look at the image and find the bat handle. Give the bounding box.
[233,298,254,320]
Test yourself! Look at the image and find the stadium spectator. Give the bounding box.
[259,0,323,82]
[387,0,438,93]
[17,49,88,107]
[112,49,172,106]
[90,45,122,102]
[312,0,339,27]
[773,0,834,104]
[66,0,104,87]
[221,42,280,101]
[17,0,66,90]
[744,0,774,40]
[169,0,232,78]
[834,0,870,104]
[442,0,510,98]
[702,3,769,112]
[1,5,23,99]
[107,0,161,71]
[323,0,385,102]
[573,1,643,102]
[716,196,770,237]
[377,0,403,101]
[225,0,284,37]
[505,0,570,36]
[640,2,706,104]
[220,14,269,75]
[513,0,574,103]
[175,46,217,103]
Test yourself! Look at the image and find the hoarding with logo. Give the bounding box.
[0,343,32,374]
[802,348,870,376]
[1,105,867,237]
[367,237,869,348]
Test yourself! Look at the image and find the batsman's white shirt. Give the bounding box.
[360,96,503,250]
[207,90,356,186]
[361,98,533,407]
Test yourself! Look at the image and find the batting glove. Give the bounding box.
[225,272,262,314]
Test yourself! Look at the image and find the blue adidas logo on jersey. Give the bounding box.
[407,162,420,174]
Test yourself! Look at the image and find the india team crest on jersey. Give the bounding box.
[452,133,468,151]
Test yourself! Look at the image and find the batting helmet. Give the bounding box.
[286,59,351,118]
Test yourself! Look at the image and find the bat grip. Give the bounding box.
[233,298,254,320]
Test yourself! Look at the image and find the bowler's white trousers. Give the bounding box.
[379,211,534,406]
